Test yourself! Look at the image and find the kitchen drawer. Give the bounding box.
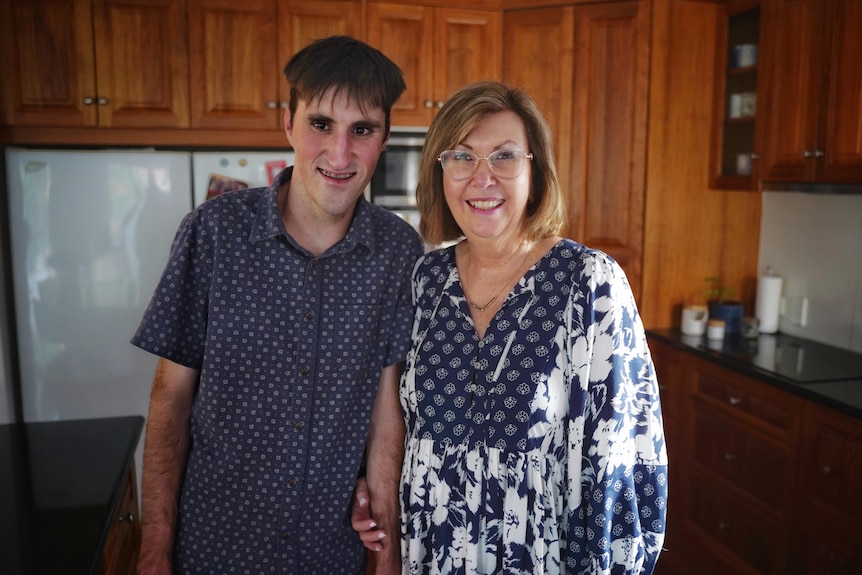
[686,470,787,575]
[690,401,795,514]
[692,359,802,442]
[97,464,140,575]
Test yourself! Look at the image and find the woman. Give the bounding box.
[360,81,667,574]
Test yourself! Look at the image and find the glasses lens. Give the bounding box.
[440,151,477,180]
[488,150,525,178]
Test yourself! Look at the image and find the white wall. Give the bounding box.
[758,192,862,353]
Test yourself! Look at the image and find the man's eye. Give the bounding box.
[353,126,371,136]
[311,120,329,131]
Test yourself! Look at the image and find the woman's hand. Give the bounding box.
[351,477,390,552]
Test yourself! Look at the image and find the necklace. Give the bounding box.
[465,243,532,313]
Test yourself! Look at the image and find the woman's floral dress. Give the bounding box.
[399,239,667,575]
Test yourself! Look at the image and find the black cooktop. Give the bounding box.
[695,332,862,383]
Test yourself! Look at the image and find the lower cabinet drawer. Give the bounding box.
[690,402,795,513]
[686,471,787,575]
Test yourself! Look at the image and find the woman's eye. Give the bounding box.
[452,152,474,162]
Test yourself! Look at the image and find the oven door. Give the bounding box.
[370,131,425,209]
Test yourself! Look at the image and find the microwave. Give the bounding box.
[369,128,426,210]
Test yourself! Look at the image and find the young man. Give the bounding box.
[132,36,422,575]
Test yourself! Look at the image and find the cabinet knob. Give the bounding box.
[84,97,95,105]
[814,149,825,158]
[424,100,434,109]
[728,396,742,406]
[750,153,760,160]
[802,149,824,159]
[266,101,277,109]
[821,465,836,475]
[280,101,288,109]
[723,452,737,461]
[718,521,731,531]
[436,101,445,108]
[97,97,108,106]
[118,512,135,523]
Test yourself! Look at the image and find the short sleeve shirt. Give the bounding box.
[131,167,425,574]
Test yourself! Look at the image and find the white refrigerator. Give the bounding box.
[2,147,294,472]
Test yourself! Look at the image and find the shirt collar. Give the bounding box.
[249,166,376,257]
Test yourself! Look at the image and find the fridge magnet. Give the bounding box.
[205,173,249,201]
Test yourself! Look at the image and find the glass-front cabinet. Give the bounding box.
[710,0,763,190]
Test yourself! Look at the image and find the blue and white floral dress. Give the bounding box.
[399,239,667,575]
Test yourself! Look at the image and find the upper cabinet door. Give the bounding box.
[760,0,824,182]
[188,0,279,130]
[433,8,502,107]
[760,0,862,183]
[277,0,365,114]
[1,0,98,126]
[366,3,435,126]
[93,0,190,128]
[569,0,649,300]
[819,0,862,182]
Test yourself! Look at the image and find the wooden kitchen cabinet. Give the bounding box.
[366,3,501,127]
[1,0,189,128]
[503,0,648,302]
[96,464,141,575]
[709,0,765,190]
[759,0,862,183]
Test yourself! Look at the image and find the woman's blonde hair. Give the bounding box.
[417,81,566,246]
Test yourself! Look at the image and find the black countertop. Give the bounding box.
[0,416,144,575]
[647,328,862,420]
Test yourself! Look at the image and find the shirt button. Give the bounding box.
[288,477,298,486]
[281,531,290,540]
[294,421,304,431]
[304,311,313,320]
[300,367,309,376]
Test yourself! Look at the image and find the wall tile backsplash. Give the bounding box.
[758,192,862,353]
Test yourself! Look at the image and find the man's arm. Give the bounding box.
[363,362,406,574]
[137,358,199,575]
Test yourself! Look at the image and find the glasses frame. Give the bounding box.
[437,149,533,181]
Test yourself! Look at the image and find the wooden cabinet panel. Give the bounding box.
[278,0,364,115]
[690,402,795,512]
[760,0,862,183]
[188,0,279,130]
[1,0,97,126]
[1,0,189,128]
[569,0,649,300]
[96,463,140,575]
[93,0,190,128]
[502,6,574,203]
[367,3,500,127]
[367,3,434,126]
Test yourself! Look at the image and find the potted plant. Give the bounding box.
[704,276,744,334]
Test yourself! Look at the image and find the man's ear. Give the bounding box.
[283,109,294,144]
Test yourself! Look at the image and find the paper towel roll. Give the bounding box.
[755,275,783,333]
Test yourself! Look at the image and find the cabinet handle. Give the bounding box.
[821,465,836,475]
[658,385,669,392]
[436,101,444,108]
[723,452,737,461]
[802,149,825,159]
[118,512,135,523]
[84,97,95,105]
[424,100,434,109]
[97,97,108,106]
[728,396,742,406]
[266,101,277,109]
[279,101,288,109]
[750,153,760,160]
[814,149,825,158]
[718,522,731,531]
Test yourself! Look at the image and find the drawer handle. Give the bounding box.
[728,396,742,406]
[821,465,836,475]
[718,522,731,531]
[118,512,135,523]
[724,452,737,461]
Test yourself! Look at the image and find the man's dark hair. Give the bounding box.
[284,35,406,135]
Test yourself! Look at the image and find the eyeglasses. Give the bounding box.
[437,149,533,181]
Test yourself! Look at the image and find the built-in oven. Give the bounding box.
[369,128,426,230]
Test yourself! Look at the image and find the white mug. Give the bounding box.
[681,305,708,336]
